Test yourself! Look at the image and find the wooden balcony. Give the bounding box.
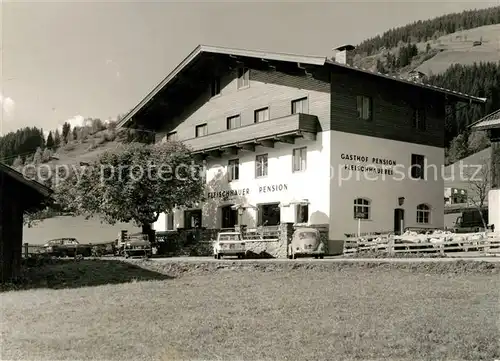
[184,113,319,157]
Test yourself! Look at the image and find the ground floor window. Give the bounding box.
[296,204,308,223]
[416,204,430,224]
[353,198,370,220]
[257,203,280,226]
[184,209,202,229]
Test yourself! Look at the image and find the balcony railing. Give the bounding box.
[184,113,319,155]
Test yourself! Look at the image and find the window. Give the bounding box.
[410,154,426,180]
[195,124,207,137]
[228,159,239,181]
[184,209,202,229]
[416,204,431,224]
[211,77,221,97]
[291,97,309,114]
[452,189,467,203]
[353,198,371,220]
[296,204,309,224]
[254,107,270,123]
[257,203,280,226]
[227,115,241,129]
[237,67,250,89]
[255,154,268,178]
[356,95,372,120]
[412,107,426,130]
[166,213,174,230]
[292,147,307,172]
[166,131,178,141]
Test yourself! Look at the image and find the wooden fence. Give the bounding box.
[343,234,500,256]
[22,244,46,258]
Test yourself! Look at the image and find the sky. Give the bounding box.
[0,1,498,135]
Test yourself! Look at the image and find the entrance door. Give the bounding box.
[394,208,405,235]
[221,205,237,229]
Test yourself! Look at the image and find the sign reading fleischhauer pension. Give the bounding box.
[206,183,289,198]
[340,153,397,176]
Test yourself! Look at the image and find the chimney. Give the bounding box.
[333,44,355,65]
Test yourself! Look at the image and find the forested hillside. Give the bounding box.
[353,5,500,161]
[0,119,110,166]
[356,6,500,56]
[427,62,500,142]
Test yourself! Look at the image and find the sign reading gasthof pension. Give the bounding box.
[340,153,397,176]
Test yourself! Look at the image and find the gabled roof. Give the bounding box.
[0,162,52,198]
[117,44,487,128]
[469,109,500,131]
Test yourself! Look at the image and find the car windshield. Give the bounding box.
[298,231,317,240]
[219,234,241,241]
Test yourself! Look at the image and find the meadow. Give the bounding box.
[1,259,499,361]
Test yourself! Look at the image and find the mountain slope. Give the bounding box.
[354,23,500,76]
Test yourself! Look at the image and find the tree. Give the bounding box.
[42,148,53,163]
[0,126,45,165]
[465,158,490,229]
[32,147,43,164]
[447,133,469,164]
[53,141,205,241]
[65,129,74,144]
[46,131,55,149]
[90,118,105,134]
[468,130,491,154]
[62,122,71,142]
[72,126,79,140]
[54,130,61,148]
[107,120,117,130]
[12,156,23,170]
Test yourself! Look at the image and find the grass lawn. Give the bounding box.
[1,260,499,360]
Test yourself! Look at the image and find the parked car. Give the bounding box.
[43,238,92,257]
[114,231,151,258]
[288,228,325,259]
[213,232,246,259]
[123,238,152,258]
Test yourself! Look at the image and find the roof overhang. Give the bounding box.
[469,109,500,131]
[117,45,326,129]
[0,163,52,198]
[324,59,486,105]
[117,45,487,129]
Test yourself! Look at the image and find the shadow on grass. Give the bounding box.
[1,259,172,292]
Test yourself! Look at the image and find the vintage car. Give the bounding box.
[114,232,152,258]
[43,238,92,258]
[123,238,152,258]
[288,228,325,259]
[213,232,246,259]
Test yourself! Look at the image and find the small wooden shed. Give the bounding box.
[0,162,52,282]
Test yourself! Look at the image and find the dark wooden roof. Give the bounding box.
[117,45,486,129]
[0,162,52,198]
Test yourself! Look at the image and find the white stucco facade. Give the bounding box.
[329,131,444,240]
[154,130,445,245]
[488,189,500,230]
